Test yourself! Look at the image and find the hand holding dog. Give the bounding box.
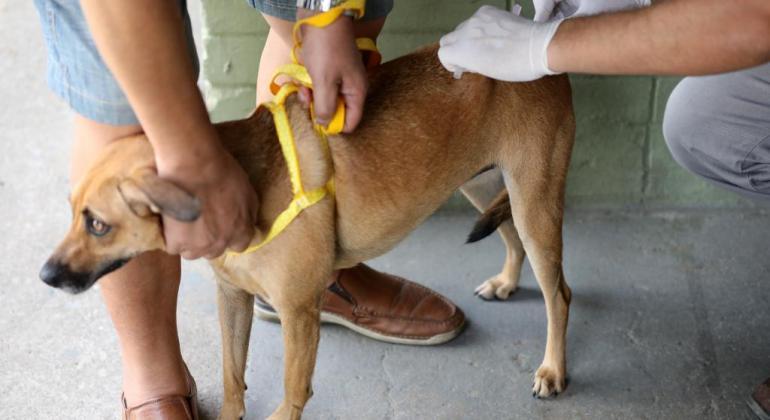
[158,140,258,260]
[298,10,367,133]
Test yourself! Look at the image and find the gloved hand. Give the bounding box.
[534,0,651,22]
[438,5,562,82]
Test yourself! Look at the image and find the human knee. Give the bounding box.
[662,79,713,175]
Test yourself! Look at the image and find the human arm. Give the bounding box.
[548,0,770,76]
[79,0,257,258]
[533,0,650,23]
[439,0,770,82]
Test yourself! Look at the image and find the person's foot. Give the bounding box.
[122,364,199,420]
[255,263,466,345]
[749,377,770,420]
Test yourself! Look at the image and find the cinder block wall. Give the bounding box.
[201,0,753,209]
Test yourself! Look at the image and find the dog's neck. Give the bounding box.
[215,107,285,190]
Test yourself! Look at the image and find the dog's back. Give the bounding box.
[331,44,574,264]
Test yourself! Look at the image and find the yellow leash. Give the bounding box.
[228,0,380,257]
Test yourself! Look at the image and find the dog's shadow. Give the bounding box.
[476,285,543,304]
[198,405,217,420]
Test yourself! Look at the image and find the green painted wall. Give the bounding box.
[200,0,754,209]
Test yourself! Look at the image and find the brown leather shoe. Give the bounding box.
[749,377,770,420]
[122,365,199,420]
[255,263,465,345]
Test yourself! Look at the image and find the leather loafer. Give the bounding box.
[749,377,770,420]
[255,263,466,345]
[122,365,199,420]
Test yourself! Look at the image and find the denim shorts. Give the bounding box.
[33,0,198,125]
[250,0,393,21]
[33,0,391,125]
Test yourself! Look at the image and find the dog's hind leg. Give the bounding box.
[503,171,571,398]
[501,115,574,398]
[461,168,525,300]
[216,278,255,420]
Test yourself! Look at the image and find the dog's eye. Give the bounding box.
[87,217,111,237]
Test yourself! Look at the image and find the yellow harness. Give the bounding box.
[228,0,380,256]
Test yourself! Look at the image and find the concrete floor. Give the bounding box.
[2,1,770,419]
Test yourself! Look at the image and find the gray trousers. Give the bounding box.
[663,61,770,202]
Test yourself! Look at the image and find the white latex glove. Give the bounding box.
[534,0,651,22]
[438,5,562,82]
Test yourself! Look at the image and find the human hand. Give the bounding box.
[534,0,651,22]
[438,5,562,82]
[297,10,367,133]
[157,135,258,260]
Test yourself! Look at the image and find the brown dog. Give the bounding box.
[40,44,574,419]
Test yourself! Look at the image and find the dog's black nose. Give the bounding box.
[39,259,95,294]
[39,259,66,288]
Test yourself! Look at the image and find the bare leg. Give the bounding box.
[460,168,526,300]
[216,278,254,420]
[72,116,188,405]
[255,19,293,105]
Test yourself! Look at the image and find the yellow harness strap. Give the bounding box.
[228,0,378,257]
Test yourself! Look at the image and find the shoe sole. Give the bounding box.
[748,397,770,420]
[254,302,465,346]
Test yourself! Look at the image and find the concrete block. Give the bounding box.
[571,75,654,124]
[202,34,266,86]
[203,83,257,122]
[378,32,442,61]
[376,0,523,60]
[201,0,268,35]
[441,191,473,212]
[566,122,646,207]
[518,1,536,18]
[652,76,682,123]
[644,126,752,208]
[381,0,507,33]
[202,0,514,37]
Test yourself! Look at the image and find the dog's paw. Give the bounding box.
[474,273,517,300]
[532,365,566,398]
[267,402,304,420]
[217,401,245,420]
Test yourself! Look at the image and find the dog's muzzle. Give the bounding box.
[39,258,129,294]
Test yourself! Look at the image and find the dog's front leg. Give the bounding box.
[267,296,323,420]
[216,278,254,420]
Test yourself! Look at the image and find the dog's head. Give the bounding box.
[40,137,200,294]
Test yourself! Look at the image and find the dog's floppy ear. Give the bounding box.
[118,169,201,222]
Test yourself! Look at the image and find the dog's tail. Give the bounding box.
[466,189,512,243]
